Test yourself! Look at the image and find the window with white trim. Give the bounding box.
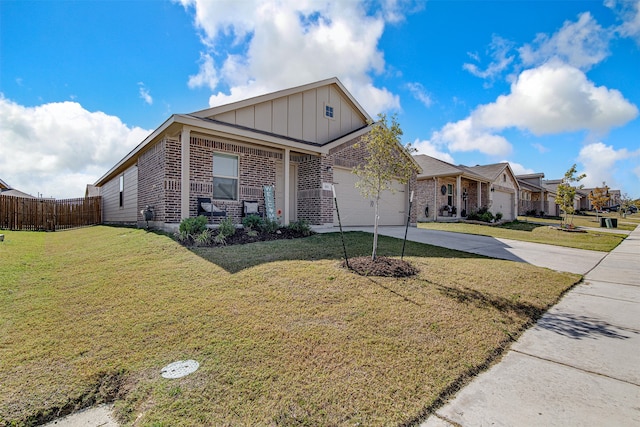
[212,153,238,200]
[447,184,453,206]
[119,175,124,207]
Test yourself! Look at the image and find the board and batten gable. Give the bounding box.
[101,164,138,224]
[207,85,366,145]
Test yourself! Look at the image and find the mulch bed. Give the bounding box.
[344,256,418,277]
[183,228,314,247]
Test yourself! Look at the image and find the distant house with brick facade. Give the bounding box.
[94,78,418,231]
[413,155,519,221]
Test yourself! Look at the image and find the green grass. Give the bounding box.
[418,218,630,252]
[0,226,580,426]
[518,211,639,231]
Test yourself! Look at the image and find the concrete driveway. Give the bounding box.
[317,225,607,275]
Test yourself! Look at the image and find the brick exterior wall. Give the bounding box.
[136,129,417,228]
[187,135,283,223]
[415,177,492,221]
[137,139,167,224]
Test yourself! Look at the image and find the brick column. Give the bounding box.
[284,148,290,225]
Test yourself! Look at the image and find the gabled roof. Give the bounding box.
[463,163,509,181]
[519,180,545,192]
[413,155,488,181]
[191,77,372,123]
[0,178,10,190]
[95,77,375,187]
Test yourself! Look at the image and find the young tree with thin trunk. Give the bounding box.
[556,164,586,227]
[588,182,610,222]
[353,113,417,260]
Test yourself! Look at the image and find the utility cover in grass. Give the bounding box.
[344,256,418,277]
[161,360,199,379]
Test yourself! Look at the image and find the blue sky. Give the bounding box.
[1,0,639,199]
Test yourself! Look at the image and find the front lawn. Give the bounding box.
[0,227,579,426]
[418,220,628,252]
[518,211,639,231]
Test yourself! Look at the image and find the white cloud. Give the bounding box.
[473,61,638,135]
[411,138,455,164]
[506,161,535,176]
[519,12,612,70]
[0,96,151,199]
[188,52,219,90]
[431,117,513,156]
[531,142,549,154]
[463,35,516,82]
[406,82,432,107]
[179,0,404,115]
[138,82,153,105]
[609,0,640,44]
[577,141,640,187]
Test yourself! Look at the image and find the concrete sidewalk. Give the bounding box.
[420,225,640,426]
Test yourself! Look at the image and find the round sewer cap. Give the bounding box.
[161,359,199,379]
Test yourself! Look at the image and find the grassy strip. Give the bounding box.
[518,212,638,231]
[418,220,628,252]
[1,227,580,426]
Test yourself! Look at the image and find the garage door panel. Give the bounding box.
[332,169,406,226]
[491,190,514,220]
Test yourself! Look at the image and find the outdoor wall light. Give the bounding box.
[490,186,495,192]
[325,166,333,172]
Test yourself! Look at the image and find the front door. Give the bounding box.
[275,162,297,224]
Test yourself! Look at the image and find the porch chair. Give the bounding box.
[242,200,263,217]
[197,197,227,218]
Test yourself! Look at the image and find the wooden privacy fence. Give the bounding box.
[0,195,102,231]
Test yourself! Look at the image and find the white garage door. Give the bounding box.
[491,190,514,220]
[332,168,407,226]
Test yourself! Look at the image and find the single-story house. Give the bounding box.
[516,173,555,216]
[543,179,581,214]
[0,179,35,198]
[94,78,419,231]
[413,155,519,221]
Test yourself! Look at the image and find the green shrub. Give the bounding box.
[287,219,312,236]
[260,218,280,234]
[480,211,494,223]
[179,216,208,235]
[194,228,213,246]
[242,214,264,230]
[218,217,236,238]
[495,212,503,222]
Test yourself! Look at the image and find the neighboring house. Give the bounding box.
[0,179,36,198]
[463,163,520,221]
[516,173,553,216]
[85,184,101,198]
[412,155,519,221]
[543,179,580,215]
[578,187,621,211]
[94,78,418,231]
[413,155,490,221]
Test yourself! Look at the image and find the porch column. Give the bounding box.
[477,181,482,207]
[181,127,191,220]
[456,175,462,217]
[284,148,290,225]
